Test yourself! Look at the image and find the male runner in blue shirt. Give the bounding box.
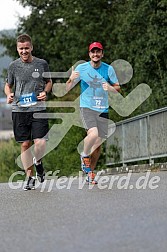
[66,42,120,184]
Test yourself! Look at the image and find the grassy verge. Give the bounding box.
[0,139,22,183]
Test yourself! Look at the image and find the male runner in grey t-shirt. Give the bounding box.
[4,34,52,190]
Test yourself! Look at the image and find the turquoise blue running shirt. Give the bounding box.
[75,62,118,113]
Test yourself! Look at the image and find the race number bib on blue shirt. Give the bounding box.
[91,96,106,109]
[19,92,37,107]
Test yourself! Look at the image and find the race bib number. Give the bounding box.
[19,92,37,107]
[91,96,106,109]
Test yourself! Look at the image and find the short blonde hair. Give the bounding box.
[16,34,32,44]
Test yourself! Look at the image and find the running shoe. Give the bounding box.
[24,176,36,191]
[86,171,98,184]
[34,162,45,183]
[80,155,91,174]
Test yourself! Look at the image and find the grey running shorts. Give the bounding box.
[80,108,109,138]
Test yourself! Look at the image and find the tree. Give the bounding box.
[110,0,167,113]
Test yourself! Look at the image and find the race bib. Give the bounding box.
[91,96,106,109]
[19,92,37,107]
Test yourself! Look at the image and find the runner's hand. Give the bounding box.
[37,91,47,101]
[69,66,80,81]
[102,82,110,91]
[7,93,14,104]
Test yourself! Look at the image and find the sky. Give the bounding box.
[0,0,30,31]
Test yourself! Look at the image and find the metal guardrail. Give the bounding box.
[106,106,167,165]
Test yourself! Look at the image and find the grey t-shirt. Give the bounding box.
[7,57,51,112]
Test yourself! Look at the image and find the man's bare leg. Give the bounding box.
[81,128,101,184]
[33,138,46,183]
[21,141,36,190]
[21,141,33,177]
[91,146,101,171]
[90,137,102,170]
[83,127,98,155]
[33,138,46,163]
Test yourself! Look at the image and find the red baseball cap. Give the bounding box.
[89,42,103,51]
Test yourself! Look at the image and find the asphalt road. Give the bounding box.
[0,171,167,252]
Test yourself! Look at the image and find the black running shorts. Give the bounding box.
[80,108,109,139]
[12,110,49,142]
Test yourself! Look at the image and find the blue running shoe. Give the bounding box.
[80,155,91,174]
[86,171,98,184]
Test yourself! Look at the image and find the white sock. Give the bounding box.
[33,157,41,165]
[81,152,89,157]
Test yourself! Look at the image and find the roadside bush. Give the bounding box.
[0,139,22,182]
